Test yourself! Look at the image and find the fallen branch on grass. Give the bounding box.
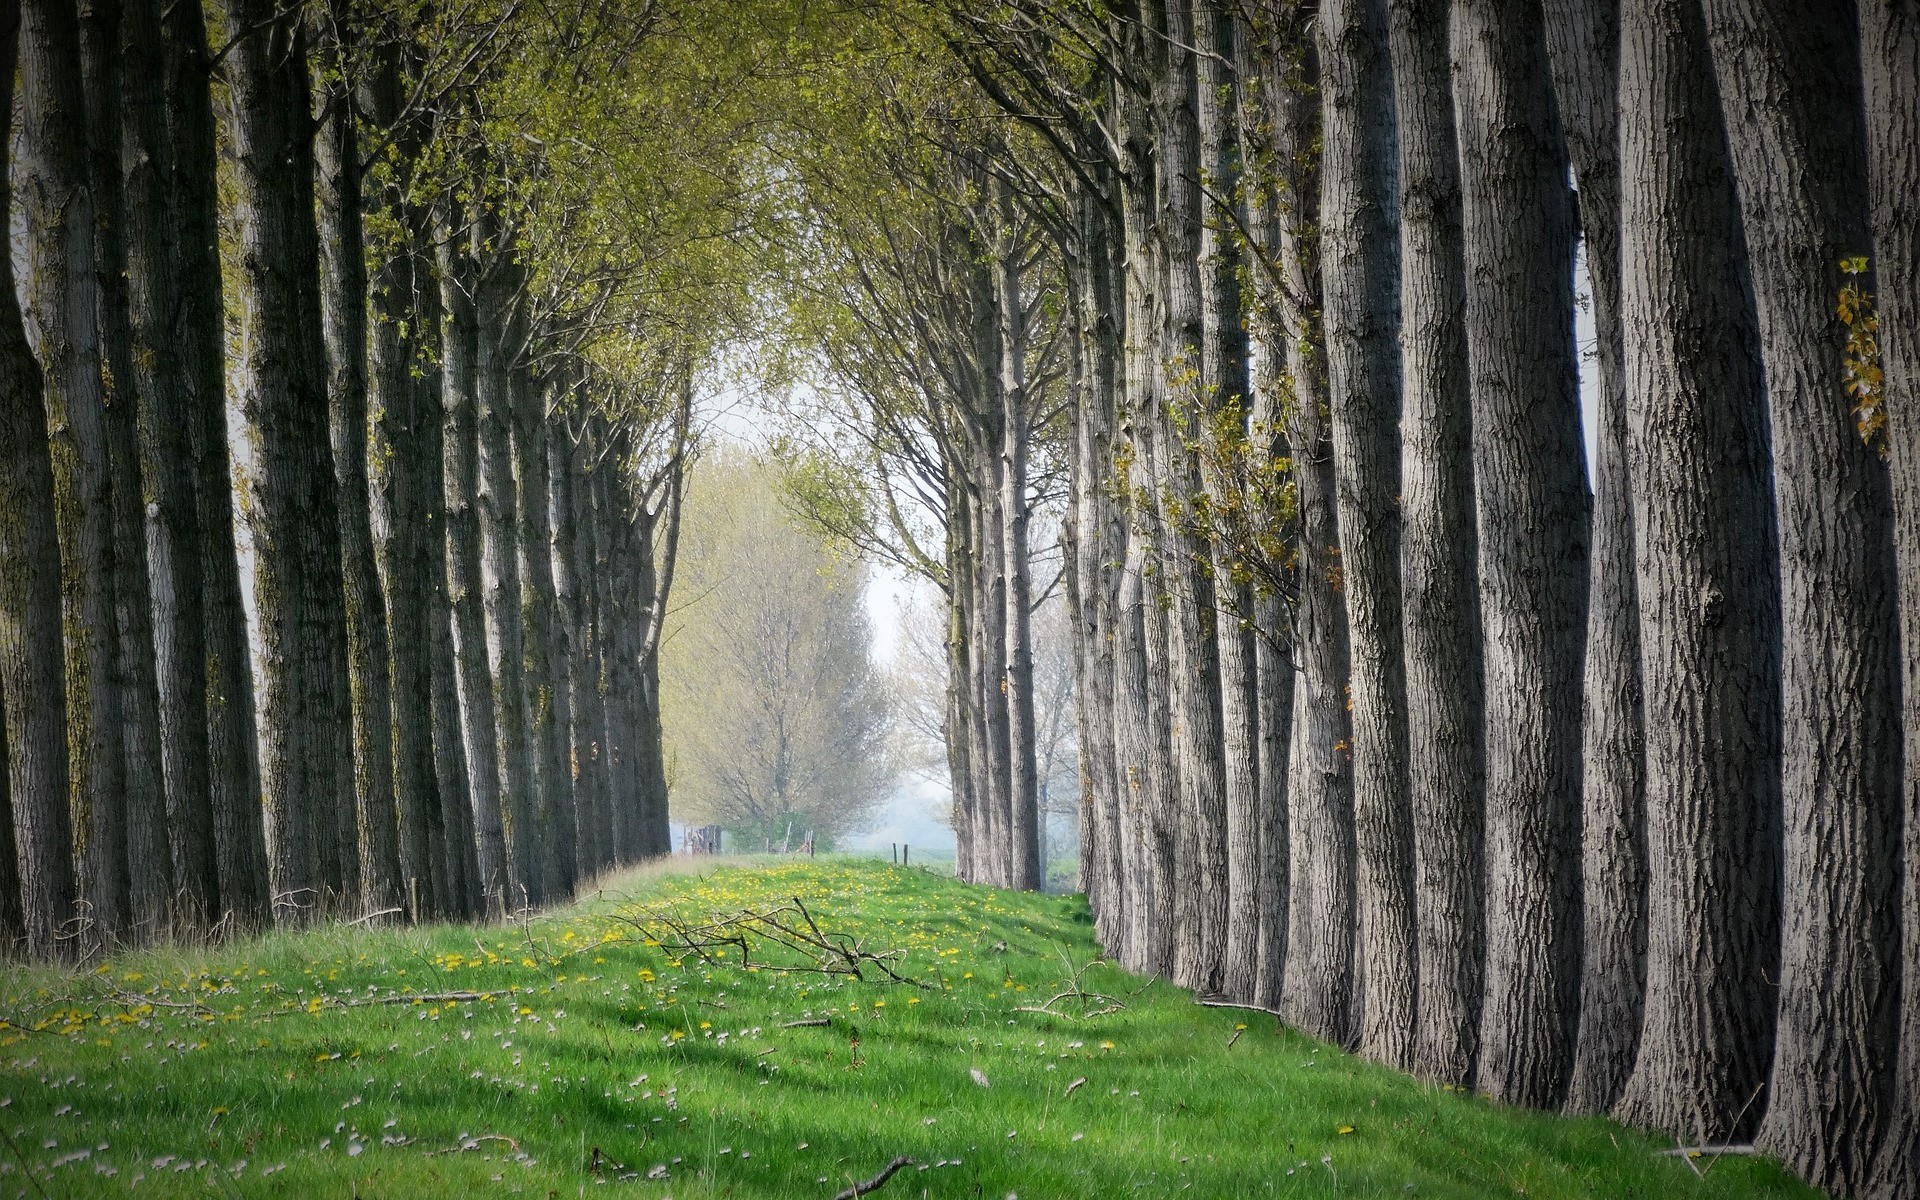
[1658,1145,1754,1158]
[781,1018,832,1028]
[259,989,513,1018]
[1009,949,1126,1019]
[612,898,934,989]
[427,1133,522,1157]
[831,1155,915,1199]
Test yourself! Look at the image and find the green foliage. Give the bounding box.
[1,860,1818,1198]
[1839,255,1885,455]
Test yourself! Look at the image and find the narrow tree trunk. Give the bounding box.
[595,455,634,866]
[315,41,403,917]
[1543,0,1649,1118]
[121,0,217,930]
[1700,1,1903,1190]
[1320,0,1415,1067]
[163,0,271,930]
[553,416,598,881]
[1452,0,1591,1108]
[225,0,357,923]
[1867,1,1920,1193]
[994,211,1042,893]
[571,431,614,877]
[1387,0,1485,1088]
[0,10,79,958]
[1610,0,1781,1142]
[80,0,174,939]
[440,229,508,914]
[474,241,538,906]
[517,369,572,901]
[20,0,131,948]
[0,689,23,946]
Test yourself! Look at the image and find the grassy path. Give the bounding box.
[0,860,1815,1198]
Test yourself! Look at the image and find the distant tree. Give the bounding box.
[661,454,891,848]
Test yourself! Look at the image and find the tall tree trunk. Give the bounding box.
[224,0,355,923]
[1320,0,1415,1067]
[1544,0,1650,1119]
[315,38,402,917]
[1700,2,1903,1191]
[0,688,22,947]
[994,212,1042,893]
[553,416,598,881]
[1867,1,1920,1193]
[440,229,508,914]
[1152,0,1231,997]
[1387,0,1484,1087]
[1609,0,1780,1143]
[1196,0,1265,1006]
[121,0,217,930]
[81,0,173,938]
[1452,0,1590,1109]
[574,429,615,876]
[163,0,270,930]
[20,0,131,949]
[0,9,79,959]
[517,370,572,901]
[595,454,634,866]
[474,240,538,906]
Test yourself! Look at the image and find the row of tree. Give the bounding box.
[0,0,742,956]
[772,1,1918,1197]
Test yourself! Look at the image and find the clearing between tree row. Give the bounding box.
[0,860,1814,1198]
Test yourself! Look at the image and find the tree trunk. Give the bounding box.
[1608,0,1780,1143]
[1452,0,1590,1109]
[1699,2,1903,1191]
[1866,0,1920,1192]
[596,453,635,866]
[0,687,23,947]
[474,237,538,906]
[516,369,572,901]
[440,229,508,914]
[1151,0,1231,997]
[20,0,131,949]
[120,0,218,930]
[0,10,78,959]
[553,416,599,881]
[80,0,174,939]
[573,429,615,876]
[1320,0,1415,1067]
[1542,0,1649,1119]
[163,0,271,930]
[1385,0,1485,1087]
[315,41,402,917]
[224,0,358,922]
[994,207,1042,893]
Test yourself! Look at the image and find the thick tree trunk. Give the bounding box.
[226,0,357,922]
[1452,0,1590,1109]
[440,230,508,914]
[553,417,600,881]
[1867,2,1920,1194]
[316,48,403,917]
[1700,2,1903,1191]
[595,456,635,866]
[1320,0,1415,1067]
[995,223,1042,893]
[20,0,131,949]
[474,242,538,906]
[120,0,218,930]
[1543,0,1650,1119]
[570,436,614,877]
[163,0,270,930]
[0,690,22,946]
[1609,0,1780,1143]
[1387,0,1485,1089]
[80,0,174,938]
[0,11,78,959]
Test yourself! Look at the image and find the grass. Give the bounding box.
[0,857,1817,1198]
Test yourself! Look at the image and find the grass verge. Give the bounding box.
[0,858,1817,1198]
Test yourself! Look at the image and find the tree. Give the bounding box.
[1610,0,1780,1143]
[663,454,892,847]
[1452,0,1590,1108]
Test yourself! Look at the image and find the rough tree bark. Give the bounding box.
[1610,0,1781,1143]
[20,0,131,947]
[440,228,509,914]
[163,0,271,929]
[315,33,403,917]
[1386,0,1484,1088]
[1319,0,1415,1068]
[1452,0,1591,1109]
[224,0,360,921]
[516,369,573,902]
[1700,1,1904,1191]
[1543,0,1649,1119]
[120,0,218,929]
[1867,1,1920,1193]
[0,9,79,960]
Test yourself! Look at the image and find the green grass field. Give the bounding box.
[0,859,1817,1198]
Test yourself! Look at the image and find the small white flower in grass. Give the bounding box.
[971,1067,990,1087]
[1071,1133,1084,1142]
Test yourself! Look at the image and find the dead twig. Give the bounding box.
[426,1133,523,1157]
[781,1018,832,1028]
[831,1155,915,1199]
[345,906,405,927]
[260,990,511,1018]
